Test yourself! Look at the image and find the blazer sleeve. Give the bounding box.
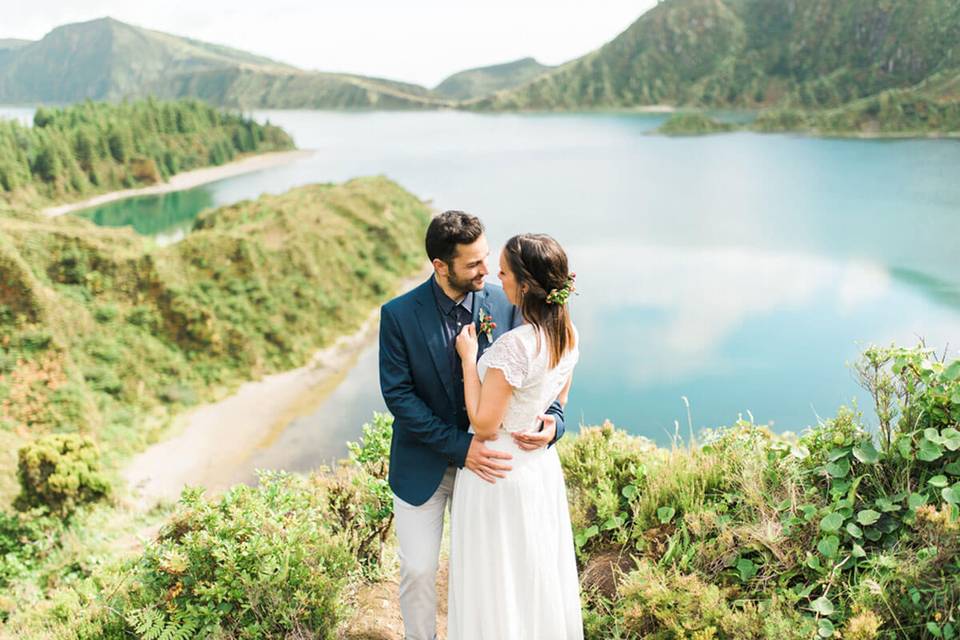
[379,304,473,467]
[543,400,566,447]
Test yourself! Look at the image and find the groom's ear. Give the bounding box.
[432,258,449,278]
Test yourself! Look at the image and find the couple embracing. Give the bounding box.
[379,210,583,640]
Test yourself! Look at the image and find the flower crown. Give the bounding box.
[545,272,577,305]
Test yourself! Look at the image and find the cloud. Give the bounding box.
[568,244,892,384]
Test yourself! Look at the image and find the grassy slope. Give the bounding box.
[0,176,430,506]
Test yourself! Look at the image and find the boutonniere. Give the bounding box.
[477,308,497,341]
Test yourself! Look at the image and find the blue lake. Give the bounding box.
[8,107,959,471]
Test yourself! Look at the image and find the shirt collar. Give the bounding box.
[432,275,474,317]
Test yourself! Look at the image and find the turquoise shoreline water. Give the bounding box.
[4,107,959,473]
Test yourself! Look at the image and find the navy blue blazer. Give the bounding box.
[379,276,566,506]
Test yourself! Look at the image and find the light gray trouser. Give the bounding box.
[393,466,457,640]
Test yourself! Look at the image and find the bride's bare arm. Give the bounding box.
[462,359,512,440]
[558,372,574,407]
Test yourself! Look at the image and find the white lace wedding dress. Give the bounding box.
[448,323,583,640]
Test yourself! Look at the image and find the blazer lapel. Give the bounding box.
[414,278,457,405]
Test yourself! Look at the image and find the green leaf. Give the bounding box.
[846,522,863,538]
[828,447,850,462]
[852,543,866,558]
[946,461,960,476]
[819,512,844,533]
[898,437,914,459]
[657,506,676,524]
[943,486,960,505]
[621,484,637,500]
[875,497,900,512]
[943,428,960,451]
[929,622,945,638]
[857,509,881,526]
[919,440,945,462]
[853,441,880,464]
[909,493,928,509]
[575,525,599,548]
[926,428,944,444]
[944,360,960,381]
[817,535,839,559]
[806,554,822,571]
[826,458,851,478]
[810,596,835,617]
[830,479,852,495]
[930,475,950,488]
[818,619,835,638]
[736,557,757,582]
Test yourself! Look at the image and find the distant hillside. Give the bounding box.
[0,39,32,51]
[472,0,960,111]
[151,68,451,110]
[433,57,553,101]
[0,17,449,109]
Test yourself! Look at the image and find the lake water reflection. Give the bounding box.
[11,108,958,467]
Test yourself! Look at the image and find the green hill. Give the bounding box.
[433,57,553,101]
[472,0,960,111]
[0,39,31,52]
[0,17,449,109]
[0,176,430,504]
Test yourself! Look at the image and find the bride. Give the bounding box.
[449,233,583,640]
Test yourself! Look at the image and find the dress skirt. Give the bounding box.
[447,429,584,640]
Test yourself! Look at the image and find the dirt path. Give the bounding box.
[344,560,449,640]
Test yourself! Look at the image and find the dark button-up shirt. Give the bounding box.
[431,276,474,424]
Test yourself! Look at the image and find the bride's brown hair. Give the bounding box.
[503,233,576,368]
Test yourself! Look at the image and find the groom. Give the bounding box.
[378,210,566,640]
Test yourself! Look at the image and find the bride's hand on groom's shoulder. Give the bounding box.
[511,414,556,451]
[456,323,478,361]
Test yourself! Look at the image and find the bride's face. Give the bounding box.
[498,250,521,305]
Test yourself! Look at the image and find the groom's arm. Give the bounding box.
[379,304,473,467]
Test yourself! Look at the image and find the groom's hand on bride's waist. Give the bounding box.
[465,438,513,484]
[511,414,556,451]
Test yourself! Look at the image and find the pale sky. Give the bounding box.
[1,1,657,87]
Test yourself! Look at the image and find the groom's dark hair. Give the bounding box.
[425,211,485,264]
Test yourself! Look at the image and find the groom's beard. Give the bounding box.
[446,269,485,295]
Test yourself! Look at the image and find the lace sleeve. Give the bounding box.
[482,331,529,388]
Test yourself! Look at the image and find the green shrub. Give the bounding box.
[0,508,62,593]
[103,473,356,639]
[615,559,814,640]
[558,421,657,555]
[15,433,111,517]
[319,412,395,580]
